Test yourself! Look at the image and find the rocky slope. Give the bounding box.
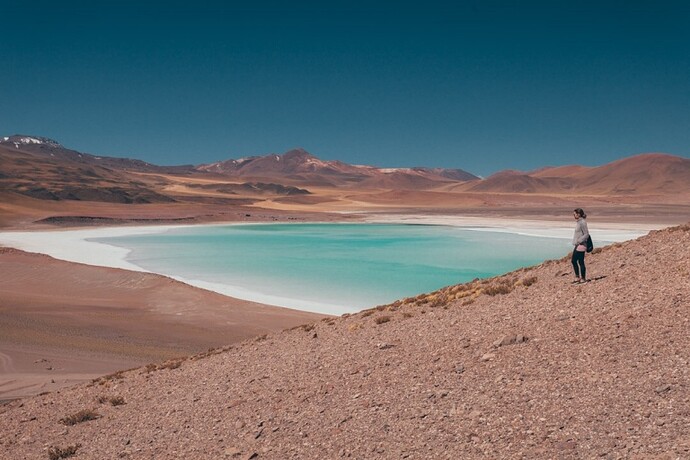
[1,224,688,459]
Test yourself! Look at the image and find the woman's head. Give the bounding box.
[573,208,587,219]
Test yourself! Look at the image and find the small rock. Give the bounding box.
[654,384,671,394]
[556,440,577,450]
[454,364,465,374]
[492,334,529,348]
[377,343,394,350]
[480,353,495,362]
[224,447,241,457]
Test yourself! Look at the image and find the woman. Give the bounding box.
[571,208,589,283]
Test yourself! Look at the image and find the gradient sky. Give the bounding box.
[2,0,689,176]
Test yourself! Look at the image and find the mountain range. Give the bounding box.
[1,134,690,226]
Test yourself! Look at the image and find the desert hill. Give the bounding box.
[0,135,194,174]
[2,224,688,459]
[459,153,690,195]
[0,139,175,204]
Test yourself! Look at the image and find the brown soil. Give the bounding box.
[0,248,323,402]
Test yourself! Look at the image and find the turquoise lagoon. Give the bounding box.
[93,223,575,315]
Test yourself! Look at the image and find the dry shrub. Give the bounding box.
[429,294,449,308]
[60,409,99,426]
[109,396,125,406]
[160,358,185,370]
[48,444,81,460]
[462,298,475,306]
[143,363,158,374]
[301,323,315,332]
[402,312,413,318]
[374,315,391,325]
[190,347,225,361]
[452,290,473,300]
[484,284,514,296]
[360,309,375,317]
[97,370,125,383]
[97,395,125,406]
[348,323,363,332]
[521,276,538,287]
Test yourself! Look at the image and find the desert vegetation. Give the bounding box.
[59,409,99,426]
[47,444,81,460]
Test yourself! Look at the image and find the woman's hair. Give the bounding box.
[574,208,587,219]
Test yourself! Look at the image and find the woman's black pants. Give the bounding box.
[572,250,586,279]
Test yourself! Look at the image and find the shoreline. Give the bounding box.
[0,215,665,313]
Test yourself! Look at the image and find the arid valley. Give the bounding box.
[1,136,689,459]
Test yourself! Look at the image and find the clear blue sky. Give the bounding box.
[2,0,689,175]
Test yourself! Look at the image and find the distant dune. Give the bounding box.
[2,224,688,458]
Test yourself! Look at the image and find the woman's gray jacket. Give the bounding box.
[572,218,589,246]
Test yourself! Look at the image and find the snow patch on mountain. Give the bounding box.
[1,135,63,148]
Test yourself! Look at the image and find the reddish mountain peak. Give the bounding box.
[529,164,591,178]
[484,169,528,180]
[197,149,478,187]
[607,152,683,166]
[281,148,314,160]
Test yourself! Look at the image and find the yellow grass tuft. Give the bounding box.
[348,322,363,332]
[521,276,538,287]
[59,409,99,426]
[374,315,391,325]
[48,444,81,460]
